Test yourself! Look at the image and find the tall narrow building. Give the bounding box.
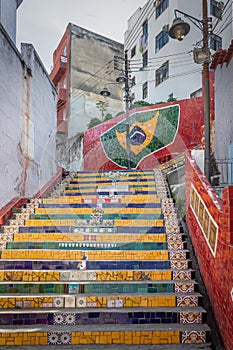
[0,0,23,43]
[50,23,124,137]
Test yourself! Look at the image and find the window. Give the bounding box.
[62,108,67,121]
[155,31,169,52]
[63,77,67,89]
[63,46,67,56]
[210,0,223,18]
[139,20,148,53]
[143,51,148,67]
[131,45,136,58]
[142,20,148,36]
[210,34,222,51]
[155,0,169,19]
[142,82,148,99]
[156,61,169,86]
[131,76,136,87]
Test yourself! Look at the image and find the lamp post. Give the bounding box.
[168,0,211,182]
[101,51,132,170]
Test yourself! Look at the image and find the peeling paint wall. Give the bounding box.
[56,133,83,172]
[0,25,57,208]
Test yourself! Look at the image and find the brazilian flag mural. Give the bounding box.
[100,105,180,168]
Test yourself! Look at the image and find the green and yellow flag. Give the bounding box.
[100,105,180,168]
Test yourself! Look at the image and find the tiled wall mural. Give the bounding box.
[190,184,218,256]
[101,105,179,168]
[186,153,233,349]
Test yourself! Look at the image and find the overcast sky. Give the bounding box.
[17,0,147,72]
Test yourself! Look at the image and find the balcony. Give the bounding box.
[50,56,68,85]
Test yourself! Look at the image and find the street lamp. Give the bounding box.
[100,51,132,170]
[168,0,211,182]
[100,87,111,97]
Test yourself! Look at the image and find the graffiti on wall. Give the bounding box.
[190,184,218,256]
[100,105,180,168]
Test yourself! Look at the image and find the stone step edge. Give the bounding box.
[0,344,213,350]
[0,279,199,285]
[0,292,203,297]
[0,323,211,332]
[0,306,207,314]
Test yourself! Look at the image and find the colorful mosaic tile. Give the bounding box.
[175,283,195,293]
[48,332,72,345]
[182,330,206,343]
[180,312,202,324]
[170,261,189,270]
[177,296,199,307]
[170,251,187,260]
[173,271,192,280]
[167,234,183,250]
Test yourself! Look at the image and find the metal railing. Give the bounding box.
[211,158,233,198]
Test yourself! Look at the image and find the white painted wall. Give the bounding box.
[214,56,233,183]
[0,0,22,43]
[125,0,232,103]
[0,25,57,208]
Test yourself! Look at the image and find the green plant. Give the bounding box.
[87,118,102,129]
[131,100,153,109]
[103,113,113,122]
[96,100,109,120]
[167,97,177,102]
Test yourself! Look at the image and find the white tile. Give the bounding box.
[65,296,76,308]
[76,296,86,308]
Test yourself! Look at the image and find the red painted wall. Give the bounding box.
[50,24,70,134]
[186,152,233,350]
[83,98,204,171]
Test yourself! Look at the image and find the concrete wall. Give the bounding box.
[214,56,233,183]
[69,24,124,137]
[0,24,57,208]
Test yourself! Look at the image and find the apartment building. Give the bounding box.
[124,0,232,103]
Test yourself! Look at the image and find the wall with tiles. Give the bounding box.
[0,25,57,209]
[185,152,233,350]
[83,98,204,171]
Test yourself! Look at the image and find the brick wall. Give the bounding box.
[185,152,233,350]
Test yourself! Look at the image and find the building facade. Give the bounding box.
[50,23,124,137]
[124,0,232,103]
[0,2,57,209]
[210,39,233,186]
[0,0,23,43]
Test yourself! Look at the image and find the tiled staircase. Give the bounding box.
[0,169,212,348]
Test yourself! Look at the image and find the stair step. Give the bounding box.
[0,323,211,346]
[0,260,193,272]
[0,169,212,347]
[0,280,199,295]
[0,306,207,326]
[6,241,170,250]
[0,269,195,281]
[0,344,213,350]
[0,292,203,309]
